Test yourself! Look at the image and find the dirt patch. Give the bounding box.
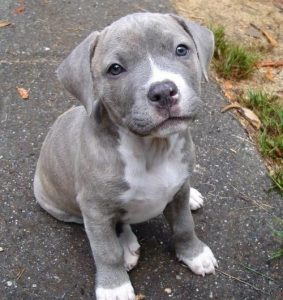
[173,0,283,99]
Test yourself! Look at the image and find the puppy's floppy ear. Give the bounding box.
[169,14,214,81]
[56,31,99,116]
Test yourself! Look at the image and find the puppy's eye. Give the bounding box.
[176,44,189,57]
[107,64,125,76]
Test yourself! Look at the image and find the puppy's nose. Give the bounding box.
[148,80,178,108]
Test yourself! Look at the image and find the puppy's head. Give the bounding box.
[57,13,214,137]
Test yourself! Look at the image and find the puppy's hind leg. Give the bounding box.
[118,224,140,271]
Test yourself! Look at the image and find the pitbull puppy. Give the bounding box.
[34,13,217,300]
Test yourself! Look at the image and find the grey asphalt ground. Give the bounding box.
[0,0,282,299]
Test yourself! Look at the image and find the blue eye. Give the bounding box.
[108,64,125,76]
[176,44,189,56]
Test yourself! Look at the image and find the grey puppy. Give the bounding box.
[34,13,217,300]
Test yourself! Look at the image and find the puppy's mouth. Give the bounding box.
[151,115,192,133]
[157,115,189,126]
[128,114,194,136]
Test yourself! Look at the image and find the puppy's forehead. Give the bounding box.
[97,13,186,55]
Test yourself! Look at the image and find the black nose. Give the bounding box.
[148,80,178,108]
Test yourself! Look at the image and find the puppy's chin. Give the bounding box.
[127,117,190,137]
[151,119,189,138]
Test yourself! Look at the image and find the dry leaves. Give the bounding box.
[135,294,145,300]
[221,103,261,129]
[0,20,11,28]
[221,103,241,113]
[16,87,29,99]
[14,0,26,14]
[239,108,261,129]
[223,80,237,101]
[15,6,25,14]
[264,68,275,82]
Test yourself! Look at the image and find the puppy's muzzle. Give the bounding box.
[148,80,178,109]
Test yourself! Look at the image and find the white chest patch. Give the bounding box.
[118,130,188,224]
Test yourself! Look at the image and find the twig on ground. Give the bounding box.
[131,5,148,12]
[231,134,256,145]
[232,206,258,210]
[250,23,278,47]
[257,61,283,68]
[16,268,25,280]
[177,9,205,20]
[217,269,269,295]
[238,192,273,211]
[239,264,277,283]
[0,59,60,65]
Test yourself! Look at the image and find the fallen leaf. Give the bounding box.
[221,104,261,129]
[0,20,11,28]
[239,107,261,129]
[221,103,241,113]
[224,89,237,101]
[15,6,25,14]
[135,294,146,300]
[222,80,237,101]
[223,80,233,90]
[16,87,29,99]
[265,68,275,82]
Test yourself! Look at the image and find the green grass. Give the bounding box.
[243,90,283,195]
[211,26,283,260]
[213,26,227,59]
[270,218,283,260]
[212,26,259,79]
[245,91,283,159]
[270,169,283,196]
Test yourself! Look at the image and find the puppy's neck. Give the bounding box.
[118,127,185,170]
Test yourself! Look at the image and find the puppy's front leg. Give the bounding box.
[82,209,135,300]
[164,184,218,276]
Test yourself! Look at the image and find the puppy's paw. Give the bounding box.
[119,226,140,271]
[189,188,204,211]
[178,246,218,276]
[123,245,140,272]
[96,282,135,300]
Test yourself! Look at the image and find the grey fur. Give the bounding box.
[57,31,100,116]
[170,14,215,81]
[34,13,215,298]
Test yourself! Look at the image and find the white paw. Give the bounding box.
[178,246,218,276]
[119,225,140,271]
[189,188,204,210]
[96,282,135,300]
